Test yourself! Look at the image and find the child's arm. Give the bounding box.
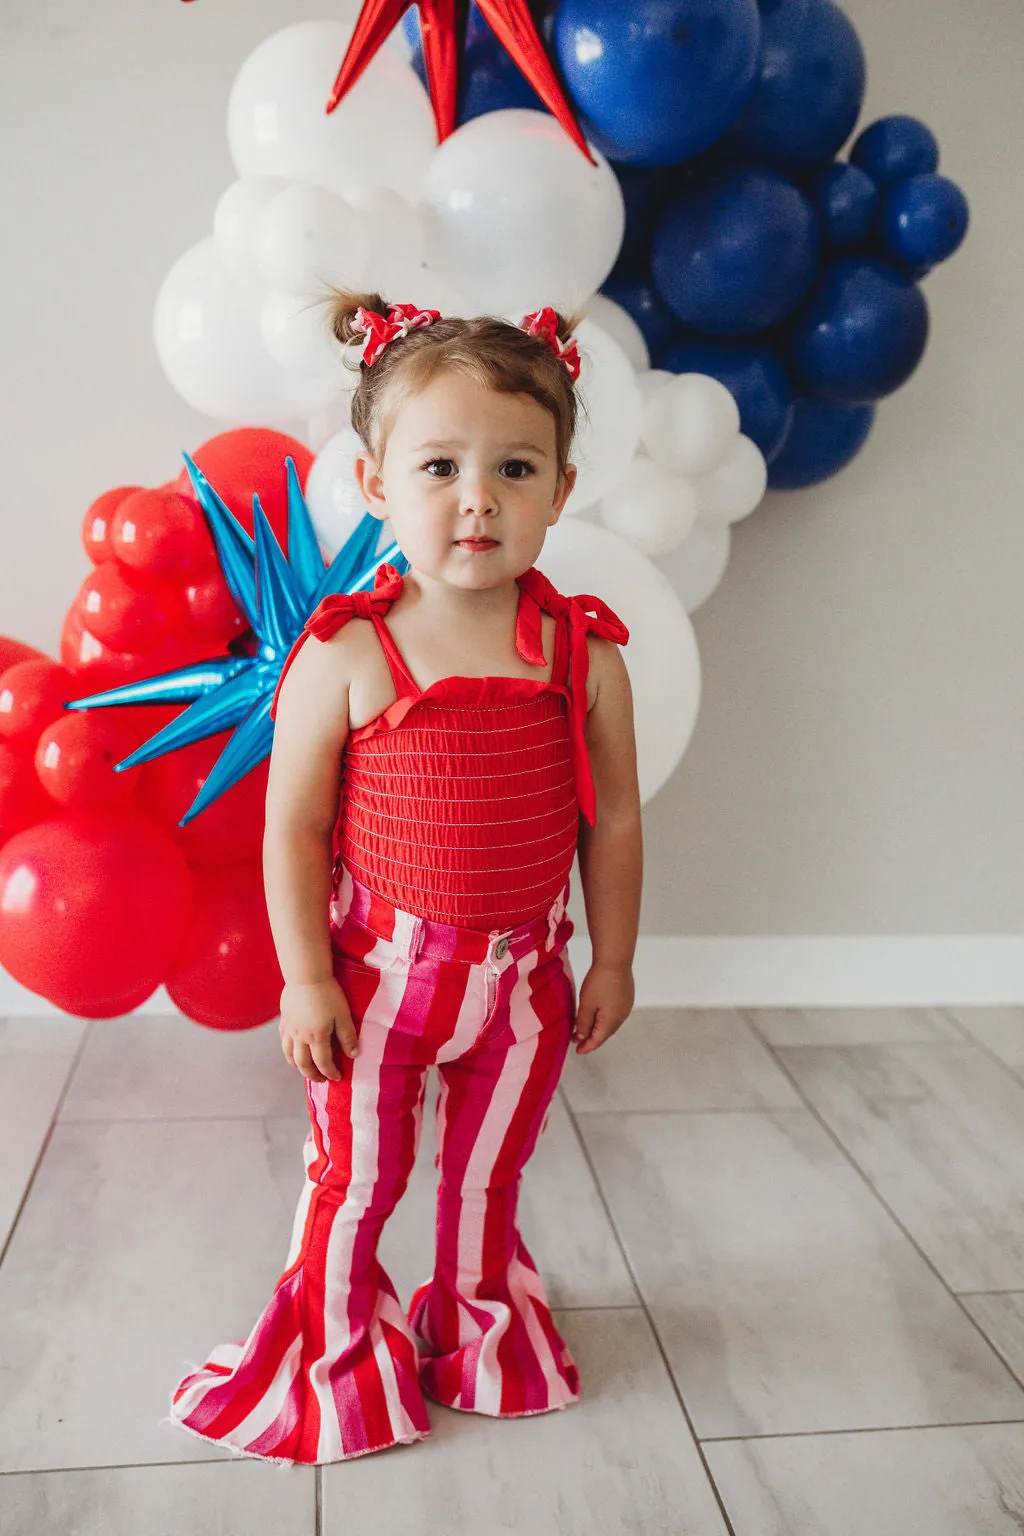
[264,630,360,1080]
[573,636,643,1055]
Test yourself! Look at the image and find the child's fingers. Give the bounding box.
[292,1041,327,1082]
[308,1034,343,1081]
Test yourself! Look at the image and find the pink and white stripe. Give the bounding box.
[169,867,581,1464]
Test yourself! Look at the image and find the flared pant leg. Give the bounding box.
[407,996,581,1417]
[169,1016,433,1464]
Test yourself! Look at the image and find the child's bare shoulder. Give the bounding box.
[273,616,377,733]
[584,630,629,713]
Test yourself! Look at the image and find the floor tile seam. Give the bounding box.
[56,1113,309,1126]
[565,1103,804,1118]
[701,1414,1024,1444]
[938,1005,1024,1096]
[555,1086,739,1536]
[735,1008,1024,1400]
[0,1021,94,1272]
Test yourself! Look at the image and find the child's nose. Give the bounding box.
[458,475,498,515]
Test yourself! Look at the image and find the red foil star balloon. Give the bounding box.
[181,0,595,164]
[329,1,593,161]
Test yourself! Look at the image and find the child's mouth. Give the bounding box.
[455,538,499,550]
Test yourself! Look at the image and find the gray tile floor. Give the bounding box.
[3,1005,1024,1534]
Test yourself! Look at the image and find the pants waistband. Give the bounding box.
[331,865,572,967]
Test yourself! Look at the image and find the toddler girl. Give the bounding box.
[168,293,643,1465]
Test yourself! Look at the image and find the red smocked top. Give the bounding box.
[269,562,629,931]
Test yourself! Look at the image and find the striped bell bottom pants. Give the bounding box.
[168,864,582,1464]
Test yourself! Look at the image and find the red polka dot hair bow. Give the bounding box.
[351,302,442,366]
[520,306,582,383]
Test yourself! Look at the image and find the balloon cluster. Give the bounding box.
[0,431,320,1027]
[405,0,970,489]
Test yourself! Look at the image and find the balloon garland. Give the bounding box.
[0,0,971,1023]
[403,0,969,486]
[0,433,405,1027]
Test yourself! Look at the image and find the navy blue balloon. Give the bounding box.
[651,165,820,336]
[609,165,674,280]
[879,173,970,269]
[656,333,795,460]
[724,0,866,176]
[849,115,939,188]
[809,162,879,252]
[767,397,875,487]
[553,0,762,166]
[787,257,930,402]
[600,276,679,358]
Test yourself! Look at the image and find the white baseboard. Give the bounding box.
[2,936,1023,1017]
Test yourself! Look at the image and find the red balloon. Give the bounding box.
[0,743,54,844]
[60,605,220,691]
[166,862,283,1030]
[138,731,268,864]
[34,711,142,810]
[0,637,46,673]
[0,658,75,745]
[174,428,313,548]
[181,566,250,647]
[0,809,193,1017]
[82,486,143,565]
[76,563,185,652]
[111,489,217,580]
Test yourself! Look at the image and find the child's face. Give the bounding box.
[353,370,577,587]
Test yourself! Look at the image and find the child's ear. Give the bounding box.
[353,451,387,519]
[551,462,577,518]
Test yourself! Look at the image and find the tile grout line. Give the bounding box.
[701,1415,1024,1444]
[315,1463,322,1536]
[555,1084,739,1536]
[937,1004,1024,1098]
[736,1007,1024,1401]
[0,1018,94,1273]
[706,1413,1024,1437]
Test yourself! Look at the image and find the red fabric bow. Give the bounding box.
[269,564,405,720]
[352,303,443,366]
[520,307,582,383]
[515,565,629,826]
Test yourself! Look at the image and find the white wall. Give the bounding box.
[1,0,1020,966]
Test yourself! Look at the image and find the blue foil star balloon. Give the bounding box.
[64,452,409,826]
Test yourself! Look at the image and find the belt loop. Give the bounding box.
[408,913,424,960]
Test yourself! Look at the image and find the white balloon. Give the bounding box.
[538,516,700,809]
[598,454,699,557]
[305,427,369,558]
[253,184,369,295]
[261,289,343,376]
[228,21,437,202]
[642,372,741,479]
[565,320,643,514]
[655,519,732,614]
[420,109,625,313]
[345,184,426,293]
[585,294,650,371]
[153,237,339,423]
[213,175,288,282]
[691,434,768,524]
[636,367,675,406]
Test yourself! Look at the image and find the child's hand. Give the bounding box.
[572,962,634,1054]
[279,977,360,1083]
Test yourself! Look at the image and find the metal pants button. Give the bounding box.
[494,936,510,959]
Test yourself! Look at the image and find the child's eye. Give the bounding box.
[500,459,534,479]
[423,458,456,478]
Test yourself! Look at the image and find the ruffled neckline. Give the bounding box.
[348,671,570,743]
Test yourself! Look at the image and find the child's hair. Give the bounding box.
[319,287,584,476]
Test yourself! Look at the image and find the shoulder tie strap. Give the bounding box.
[515,566,630,826]
[269,562,404,721]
